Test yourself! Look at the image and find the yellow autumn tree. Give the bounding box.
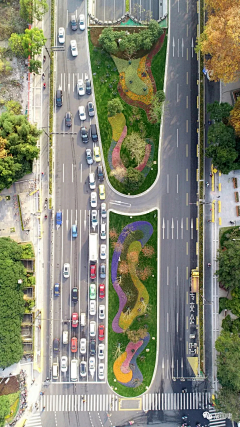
[230,98,240,137]
[197,4,240,83]
[0,137,7,159]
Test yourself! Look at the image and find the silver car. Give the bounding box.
[63,263,70,278]
[86,148,93,165]
[61,356,68,372]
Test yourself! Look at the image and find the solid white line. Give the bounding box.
[177,83,179,102]
[63,163,64,183]
[167,312,169,332]
[80,164,82,183]
[177,38,179,57]
[72,164,74,182]
[167,174,169,193]
[176,220,178,239]
[177,174,178,193]
[177,128,179,147]
[177,0,179,12]
[177,266,178,285]
[68,73,70,94]
[73,73,74,92]
[176,312,179,333]
[167,265,169,286]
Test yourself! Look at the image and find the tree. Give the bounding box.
[20,0,48,22]
[215,388,240,422]
[28,59,42,74]
[107,98,123,117]
[124,167,144,192]
[10,28,46,59]
[98,28,118,55]
[207,101,233,123]
[230,98,240,136]
[216,239,240,290]
[0,112,40,191]
[9,33,24,57]
[0,396,10,427]
[123,132,146,166]
[206,122,238,173]
[149,90,165,123]
[5,101,22,115]
[216,330,240,391]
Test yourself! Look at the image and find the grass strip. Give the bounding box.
[17,195,24,231]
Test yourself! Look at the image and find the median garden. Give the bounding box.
[89,23,167,195]
[108,209,158,397]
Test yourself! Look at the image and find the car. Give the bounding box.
[91,210,98,229]
[98,362,105,380]
[99,304,105,320]
[99,283,105,299]
[58,27,65,44]
[98,343,105,359]
[78,106,86,121]
[80,359,87,377]
[72,287,78,302]
[79,14,85,30]
[100,223,106,240]
[101,203,107,219]
[100,244,106,260]
[100,263,106,279]
[53,338,60,352]
[90,124,98,142]
[80,338,86,354]
[56,89,63,107]
[71,337,78,353]
[86,79,92,95]
[54,283,60,296]
[90,339,96,356]
[77,79,85,96]
[61,356,68,372]
[89,357,95,376]
[87,101,95,117]
[72,312,79,327]
[98,324,105,341]
[97,165,104,181]
[72,224,77,238]
[93,146,101,163]
[90,300,96,315]
[89,282,96,298]
[65,111,72,127]
[90,191,97,208]
[86,148,93,165]
[80,126,89,143]
[70,40,78,56]
[99,184,105,200]
[63,263,70,278]
[89,172,96,190]
[70,15,77,30]
[56,211,62,226]
[90,265,96,281]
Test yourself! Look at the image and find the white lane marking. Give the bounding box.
[181,218,183,239]
[177,174,179,193]
[171,218,174,239]
[176,220,178,240]
[63,163,64,183]
[80,164,82,183]
[72,164,74,183]
[162,218,165,240]
[167,174,169,193]
[177,128,179,147]
[167,265,169,286]
[177,38,179,57]
[176,312,179,333]
[191,218,193,239]
[172,37,175,57]
[177,83,179,102]
[84,210,86,231]
[167,312,169,332]
[73,74,74,92]
[182,38,184,57]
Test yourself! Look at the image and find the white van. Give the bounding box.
[100,223,106,240]
[81,312,86,326]
[89,172,96,190]
[71,359,78,382]
[52,362,59,379]
[90,320,96,337]
[63,330,68,344]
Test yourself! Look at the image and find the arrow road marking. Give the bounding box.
[181,218,183,239]
[171,218,174,239]
[191,218,193,239]
[182,38,184,57]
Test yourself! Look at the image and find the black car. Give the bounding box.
[65,111,72,127]
[80,126,89,143]
[97,165,104,182]
[56,89,63,107]
[90,339,96,356]
[53,338,60,352]
[90,124,98,142]
[86,79,92,95]
[71,287,78,302]
[71,15,77,30]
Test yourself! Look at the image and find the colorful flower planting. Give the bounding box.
[108,113,126,142]
[108,211,158,396]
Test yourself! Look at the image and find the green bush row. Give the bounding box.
[17,195,24,231]
[49,0,54,195]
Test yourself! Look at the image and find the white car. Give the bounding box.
[98,362,104,380]
[58,27,65,44]
[99,304,105,320]
[98,343,105,360]
[101,203,107,219]
[91,210,98,229]
[77,79,85,96]
[89,172,96,190]
[100,244,106,260]
[63,263,70,278]
[91,192,97,208]
[79,14,85,30]
[80,338,86,354]
[100,223,106,240]
[90,300,96,316]
[78,106,86,121]
[89,357,95,377]
[61,356,68,372]
[70,40,78,57]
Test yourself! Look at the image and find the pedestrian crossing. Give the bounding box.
[25,413,42,427]
[57,73,88,94]
[39,392,212,412]
[207,406,228,427]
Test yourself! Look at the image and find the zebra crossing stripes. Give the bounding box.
[39,392,212,412]
[25,413,42,427]
[207,406,227,427]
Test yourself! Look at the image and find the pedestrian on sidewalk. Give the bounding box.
[210,173,213,177]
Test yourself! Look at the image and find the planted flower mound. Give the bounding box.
[109,212,158,396]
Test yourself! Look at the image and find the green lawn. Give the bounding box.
[89,32,167,195]
[108,210,158,397]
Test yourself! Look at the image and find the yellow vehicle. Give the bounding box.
[191,268,199,292]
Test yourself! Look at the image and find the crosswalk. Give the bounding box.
[57,73,88,94]
[39,392,212,412]
[208,406,228,427]
[25,413,42,427]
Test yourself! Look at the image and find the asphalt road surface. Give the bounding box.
[95,0,162,22]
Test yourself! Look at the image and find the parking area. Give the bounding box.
[94,0,165,22]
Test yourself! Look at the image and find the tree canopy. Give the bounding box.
[230,98,240,137]
[216,239,240,290]
[107,98,123,117]
[0,396,10,427]
[123,132,146,166]
[124,167,144,192]
[149,90,165,123]
[207,101,233,123]
[0,112,40,191]
[9,28,47,59]
[0,238,27,368]
[216,331,240,392]
[20,0,48,22]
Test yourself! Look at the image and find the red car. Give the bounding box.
[71,337,77,352]
[99,283,105,299]
[90,263,96,280]
[98,324,105,341]
[72,312,78,328]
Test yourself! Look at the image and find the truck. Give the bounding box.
[89,233,98,262]
[191,268,199,292]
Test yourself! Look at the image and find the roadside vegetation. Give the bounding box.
[108,210,158,397]
[89,24,167,195]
